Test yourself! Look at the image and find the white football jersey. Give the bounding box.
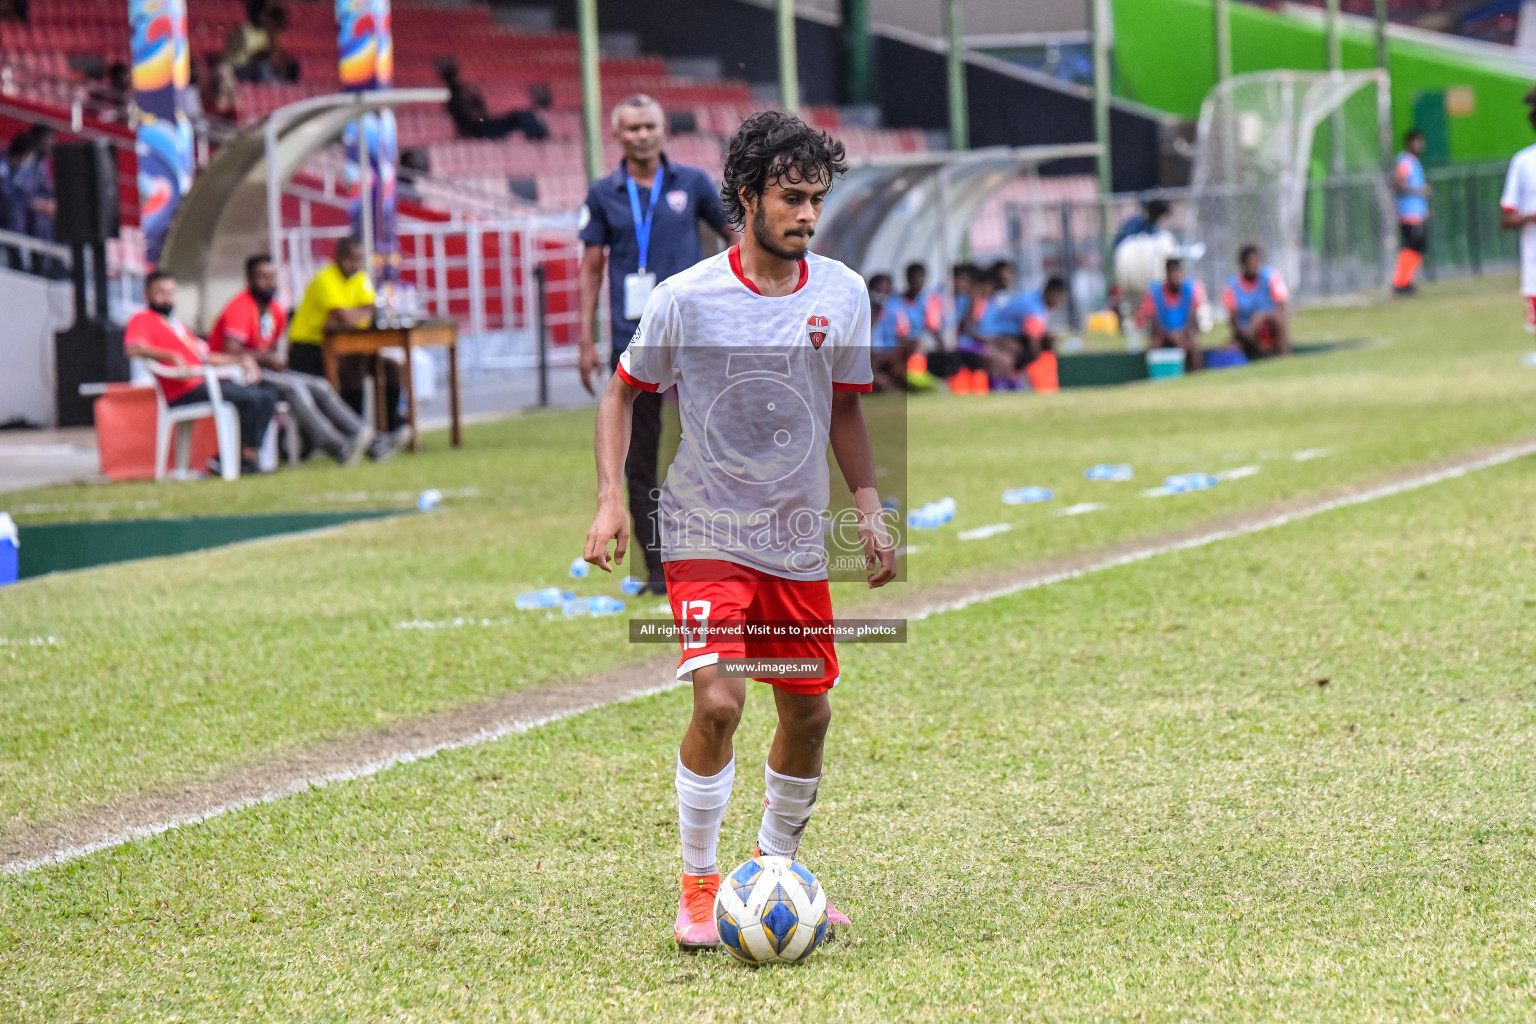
[1501,143,1536,296]
[617,247,873,580]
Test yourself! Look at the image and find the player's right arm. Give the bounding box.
[584,370,640,572]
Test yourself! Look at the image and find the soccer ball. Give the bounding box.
[714,855,829,965]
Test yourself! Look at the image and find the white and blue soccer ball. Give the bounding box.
[714,855,829,965]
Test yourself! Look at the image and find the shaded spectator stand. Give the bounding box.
[158,88,445,336]
[53,139,127,427]
[813,143,1102,342]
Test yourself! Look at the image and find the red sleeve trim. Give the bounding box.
[1502,204,1517,211]
[615,362,660,392]
[833,381,874,392]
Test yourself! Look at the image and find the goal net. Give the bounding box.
[1189,70,1395,301]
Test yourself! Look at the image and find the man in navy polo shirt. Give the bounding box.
[577,93,735,594]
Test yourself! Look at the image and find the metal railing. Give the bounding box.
[279,213,588,373]
[0,227,144,320]
[1421,162,1520,280]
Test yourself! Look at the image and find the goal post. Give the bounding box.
[1189,70,1395,301]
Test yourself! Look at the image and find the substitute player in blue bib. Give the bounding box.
[1137,255,1206,370]
[576,94,735,594]
[1393,128,1430,296]
[1223,244,1291,358]
[975,273,1065,388]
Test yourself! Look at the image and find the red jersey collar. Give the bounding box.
[728,245,808,295]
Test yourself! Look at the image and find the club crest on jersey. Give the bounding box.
[806,315,830,349]
[667,190,688,213]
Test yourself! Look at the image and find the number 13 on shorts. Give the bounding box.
[681,599,712,650]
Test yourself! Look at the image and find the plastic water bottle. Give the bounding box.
[1161,473,1218,494]
[1085,463,1134,482]
[907,497,957,529]
[516,587,572,610]
[1002,486,1053,505]
[620,576,646,597]
[569,557,591,579]
[562,595,625,617]
[417,488,442,512]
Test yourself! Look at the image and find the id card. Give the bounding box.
[623,271,657,320]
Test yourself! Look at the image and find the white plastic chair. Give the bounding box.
[144,362,297,481]
[146,362,242,481]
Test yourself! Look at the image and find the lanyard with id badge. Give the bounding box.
[623,169,666,320]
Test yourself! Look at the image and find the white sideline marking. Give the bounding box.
[958,522,1015,541]
[1,680,687,877]
[912,439,1536,622]
[1215,464,1261,481]
[397,617,514,631]
[0,636,58,647]
[1293,448,1331,462]
[9,500,160,516]
[8,437,1536,876]
[303,487,482,505]
[1055,502,1106,517]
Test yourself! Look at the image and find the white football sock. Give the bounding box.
[676,756,734,877]
[757,764,820,859]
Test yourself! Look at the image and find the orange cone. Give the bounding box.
[1025,351,1060,394]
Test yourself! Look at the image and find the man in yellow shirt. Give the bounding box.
[288,236,407,439]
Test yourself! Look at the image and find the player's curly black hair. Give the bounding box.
[719,110,849,230]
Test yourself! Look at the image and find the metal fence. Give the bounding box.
[1001,161,1516,321]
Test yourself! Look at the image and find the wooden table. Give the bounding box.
[322,320,461,451]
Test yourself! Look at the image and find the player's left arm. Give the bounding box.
[829,391,896,588]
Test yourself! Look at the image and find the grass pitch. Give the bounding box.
[3,421,1534,1022]
[2,275,1536,1020]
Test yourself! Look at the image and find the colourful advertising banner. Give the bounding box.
[337,0,398,281]
[130,0,195,264]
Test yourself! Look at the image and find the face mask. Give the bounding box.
[149,301,174,316]
[250,285,276,304]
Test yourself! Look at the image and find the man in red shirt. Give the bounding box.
[125,269,278,473]
[210,254,391,464]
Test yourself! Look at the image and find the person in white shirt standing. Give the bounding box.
[583,110,896,952]
[1500,87,1536,331]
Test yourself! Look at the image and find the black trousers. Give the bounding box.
[1399,221,1427,254]
[611,337,664,582]
[171,381,278,451]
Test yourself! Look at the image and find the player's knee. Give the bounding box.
[783,697,832,743]
[693,689,744,737]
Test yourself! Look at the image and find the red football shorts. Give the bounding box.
[1524,295,1536,333]
[663,559,840,695]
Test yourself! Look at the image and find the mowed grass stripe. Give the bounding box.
[3,453,1533,1022]
[6,432,1534,877]
[3,275,1536,837]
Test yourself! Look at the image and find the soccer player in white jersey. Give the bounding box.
[583,111,897,951]
[1502,87,1536,332]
